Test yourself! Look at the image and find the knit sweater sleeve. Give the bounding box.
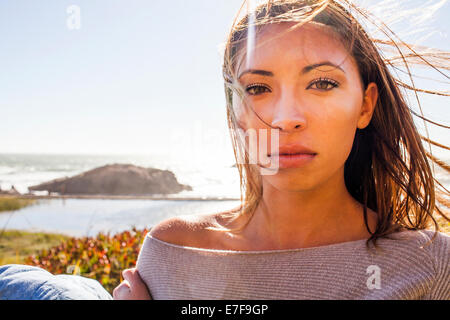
[136,235,154,300]
[424,231,450,300]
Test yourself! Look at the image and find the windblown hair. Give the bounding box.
[215,0,449,249]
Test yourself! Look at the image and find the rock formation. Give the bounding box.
[0,185,21,195]
[28,163,192,196]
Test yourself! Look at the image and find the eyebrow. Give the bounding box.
[238,61,345,79]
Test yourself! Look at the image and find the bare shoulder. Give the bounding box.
[148,212,223,248]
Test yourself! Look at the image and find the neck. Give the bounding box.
[239,167,376,249]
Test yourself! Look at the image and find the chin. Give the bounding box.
[262,174,319,192]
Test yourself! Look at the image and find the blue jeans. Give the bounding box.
[0,264,112,300]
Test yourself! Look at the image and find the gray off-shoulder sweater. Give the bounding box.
[135,229,449,300]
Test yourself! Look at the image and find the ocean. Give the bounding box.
[0,153,241,236]
[0,153,241,198]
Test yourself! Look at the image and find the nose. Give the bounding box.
[270,88,307,132]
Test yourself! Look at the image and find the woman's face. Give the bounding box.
[233,22,377,191]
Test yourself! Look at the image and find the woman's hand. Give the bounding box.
[113,268,151,300]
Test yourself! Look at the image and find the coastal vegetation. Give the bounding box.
[0,230,69,265]
[22,227,149,294]
[0,196,36,213]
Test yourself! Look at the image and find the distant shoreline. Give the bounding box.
[0,194,241,201]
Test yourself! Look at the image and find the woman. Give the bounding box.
[113,0,449,300]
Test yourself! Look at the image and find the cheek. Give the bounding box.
[232,92,253,130]
[231,95,267,132]
[315,99,360,161]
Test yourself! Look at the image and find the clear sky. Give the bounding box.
[1,0,449,161]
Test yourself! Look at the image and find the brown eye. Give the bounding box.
[246,84,271,95]
[308,78,339,91]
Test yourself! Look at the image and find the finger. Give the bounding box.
[134,269,144,279]
[122,268,138,283]
[113,280,131,300]
[124,269,147,291]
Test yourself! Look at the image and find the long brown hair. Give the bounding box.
[214,0,449,249]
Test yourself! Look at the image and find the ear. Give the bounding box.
[357,82,378,129]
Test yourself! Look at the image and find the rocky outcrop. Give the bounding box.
[28,164,192,196]
[0,185,21,195]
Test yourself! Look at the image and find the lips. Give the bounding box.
[268,144,317,157]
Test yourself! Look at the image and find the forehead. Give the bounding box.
[237,21,355,74]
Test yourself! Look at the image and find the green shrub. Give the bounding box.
[25,227,150,295]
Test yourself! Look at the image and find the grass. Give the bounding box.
[0,229,70,265]
[0,197,53,265]
[0,196,36,213]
